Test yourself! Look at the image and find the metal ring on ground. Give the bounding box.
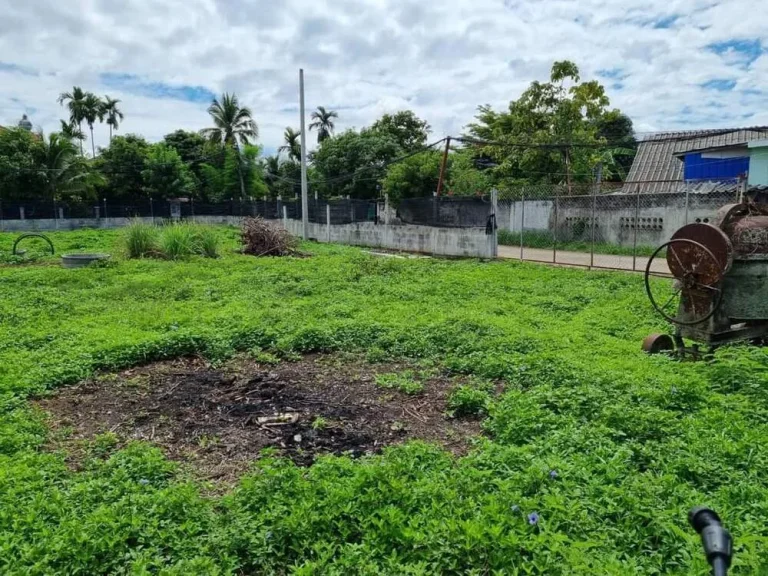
[12,233,55,256]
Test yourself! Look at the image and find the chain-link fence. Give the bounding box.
[497,182,743,272]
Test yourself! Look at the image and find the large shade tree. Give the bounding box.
[57,86,88,154]
[369,111,431,152]
[201,93,258,198]
[464,60,634,195]
[102,96,124,142]
[309,106,338,143]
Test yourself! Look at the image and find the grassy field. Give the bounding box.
[1,227,768,574]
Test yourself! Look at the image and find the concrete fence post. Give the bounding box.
[553,193,559,264]
[282,205,288,228]
[632,189,641,271]
[326,204,331,243]
[590,190,597,269]
[684,188,690,225]
[384,194,390,226]
[19,206,25,220]
[490,188,499,259]
[520,189,525,261]
[59,207,64,220]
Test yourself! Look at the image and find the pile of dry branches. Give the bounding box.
[241,217,298,257]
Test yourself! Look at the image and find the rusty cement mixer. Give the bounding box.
[642,202,768,356]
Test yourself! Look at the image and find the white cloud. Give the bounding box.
[0,0,765,153]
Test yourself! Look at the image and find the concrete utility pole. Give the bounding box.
[299,69,309,240]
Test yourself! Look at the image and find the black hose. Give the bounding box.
[712,556,728,576]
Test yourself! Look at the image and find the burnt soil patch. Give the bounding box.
[36,354,483,481]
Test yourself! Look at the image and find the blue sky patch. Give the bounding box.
[100,73,216,104]
[707,39,763,66]
[701,79,737,91]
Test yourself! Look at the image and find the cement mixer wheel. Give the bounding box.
[644,238,724,326]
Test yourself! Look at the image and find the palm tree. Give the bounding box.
[201,92,258,198]
[101,96,124,142]
[59,120,86,144]
[82,93,104,158]
[309,106,338,143]
[57,86,88,154]
[38,131,104,201]
[279,127,302,162]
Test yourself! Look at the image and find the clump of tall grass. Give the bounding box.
[191,225,220,258]
[123,220,159,258]
[159,223,197,260]
[123,221,220,260]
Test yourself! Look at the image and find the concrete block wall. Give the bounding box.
[281,219,493,258]
[497,192,738,246]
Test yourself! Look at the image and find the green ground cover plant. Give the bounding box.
[1,227,768,574]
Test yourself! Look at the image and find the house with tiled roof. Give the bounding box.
[624,127,768,194]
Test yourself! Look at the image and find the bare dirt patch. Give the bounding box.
[36,354,482,482]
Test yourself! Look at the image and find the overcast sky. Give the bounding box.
[1,0,765,156]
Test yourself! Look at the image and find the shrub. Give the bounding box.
[241,217,297,257]
[123,220,159,258]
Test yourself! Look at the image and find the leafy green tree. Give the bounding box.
[38,132,104,203]
[57,86,88,154]
[381,151,442,202]
[141,144,195,200]
[162,130,213,194]
[201,92,258,199]
[95,134,150,203]
[312,129,400,198]
[262,155,281,197]
[369,111,431,152]
[279,127,302,162]
[241,144,268,198]
[465,60,628,194]
[594,110,636,181]
[102,96,124,142]
[0,128,47,202]
[309,106,338,143]
[447,150,493,196]
[82,93,104,158]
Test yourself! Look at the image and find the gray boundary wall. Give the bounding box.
[1,216,493,258]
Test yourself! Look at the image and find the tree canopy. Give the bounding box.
[464,60,635,193]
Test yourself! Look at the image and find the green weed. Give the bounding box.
[375,371,424,395]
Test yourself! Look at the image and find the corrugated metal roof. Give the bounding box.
[624,127,768,193]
